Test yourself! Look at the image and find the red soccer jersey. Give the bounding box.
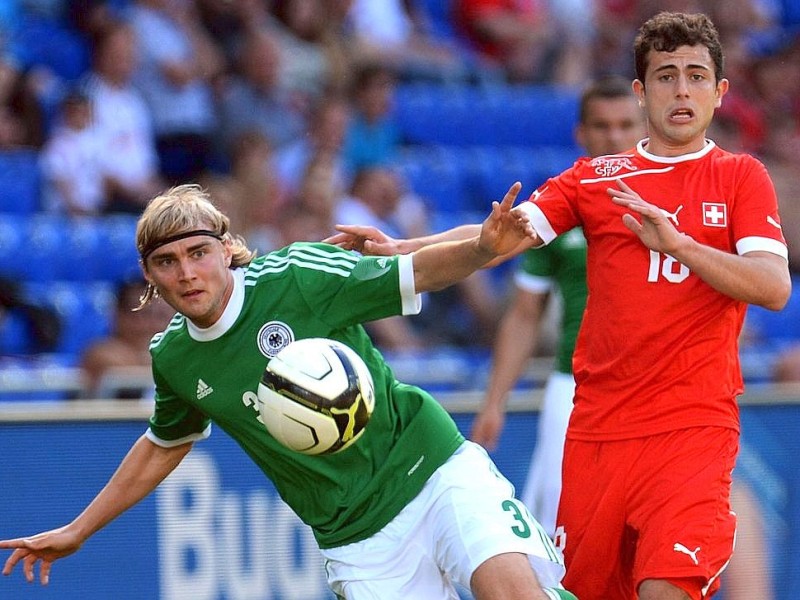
[518,140,788,441]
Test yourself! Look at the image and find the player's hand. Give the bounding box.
[479,182,539,257]
[608,179,686,255]
[1,526,83,585]
[470,404,506,451]
[323,225,404,256]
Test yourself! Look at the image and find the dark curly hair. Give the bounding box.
[634,12,724,85]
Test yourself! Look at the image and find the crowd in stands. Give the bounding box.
[0,0,799,388]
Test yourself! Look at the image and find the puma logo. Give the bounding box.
[661,204,683,226]
[767,215,782,230]
[673,543,700,565]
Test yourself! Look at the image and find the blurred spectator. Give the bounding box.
[725,478,776,600]
[0,277,61,355]
[129,0,224,183]
[293,152,345,238]
[195,0,266,68]
[82,20,165,214]
[453,0,562,83]
[201,130,289,254]
[335,166,428,241]
[39,88,106,215]
[275,93,352,197]
[217,27,307,156]
[774,344,800,382]
[545,0,595,85]
[276,200,336,248]
[0,5,46,149]
[343,0,472,82]
[334,166,427,351]
[333,165,500,349]
[342,63,401,175]
[67,0,133,44]
[269,0,352,99]
[590,0,640,79]
[750,40,800,165]
[80,277,173,399]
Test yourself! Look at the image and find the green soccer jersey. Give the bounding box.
[146,242,465,548]
[516,228,587,374]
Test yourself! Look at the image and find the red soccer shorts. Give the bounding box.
[556,427,739,600]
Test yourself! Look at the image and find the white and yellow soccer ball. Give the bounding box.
[257,338,376,455]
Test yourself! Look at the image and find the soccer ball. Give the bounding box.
[257,338,376,455]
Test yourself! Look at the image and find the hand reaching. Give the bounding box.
[323,225,403,256]
[1,526,83,585]
[470,404,505,451]
[479,182,539,257]
[607,179,686,255]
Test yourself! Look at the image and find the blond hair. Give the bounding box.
[135,184,256,310]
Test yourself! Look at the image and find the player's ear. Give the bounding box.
[632,80,645,108]
[223,238,233,267]
[715,78,729,108]
[139,259,152,283]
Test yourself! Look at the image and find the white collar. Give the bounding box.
[636,138,716,164]
[186,268,245,341]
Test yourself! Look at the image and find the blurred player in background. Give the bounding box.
[328,11,791,599]
[1,184,576,600]
[470,76,646,537]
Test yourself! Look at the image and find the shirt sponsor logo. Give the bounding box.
[257,321,294,358]
[702,202,727,227]
[196,379,214,400]
[591,156,636,177]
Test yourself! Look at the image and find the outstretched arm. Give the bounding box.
[411,183,539,293]
[609,179,791,311]
[326,184,539,266]
[325,223,481,255]
[471,288,548,450]
[1,435,191,585]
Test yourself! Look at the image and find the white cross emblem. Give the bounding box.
[702,202,727,227]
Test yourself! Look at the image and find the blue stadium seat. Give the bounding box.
[395,146,466,213]
[63,216,107,281]
[22,281,115,357]
[395,84,580,148]
[13,16,91,82]
[0,214,26,280]
[395,84,471,145]
[745,279,800,349]
[494,86,580,146]
[97,214,141,283]
[0,150,41,214]
[0,311,31,356]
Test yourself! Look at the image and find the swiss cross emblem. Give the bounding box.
[702,202,727,227]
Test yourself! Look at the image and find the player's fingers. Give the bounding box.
[39,560,52,585]
[2,546,27,575]
[321,232,348,244]
[500,181,522,208]
[22,552,37,583]
[621,213,642,233]
[616,178,636,193]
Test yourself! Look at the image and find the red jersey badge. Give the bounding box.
[702,202,727,227]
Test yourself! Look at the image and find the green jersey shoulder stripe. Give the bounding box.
[245,246,360,284]
[149,313,185,351]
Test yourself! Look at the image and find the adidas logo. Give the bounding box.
[196,379,214,400]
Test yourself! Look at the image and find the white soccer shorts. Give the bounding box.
[321,440,566,600]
